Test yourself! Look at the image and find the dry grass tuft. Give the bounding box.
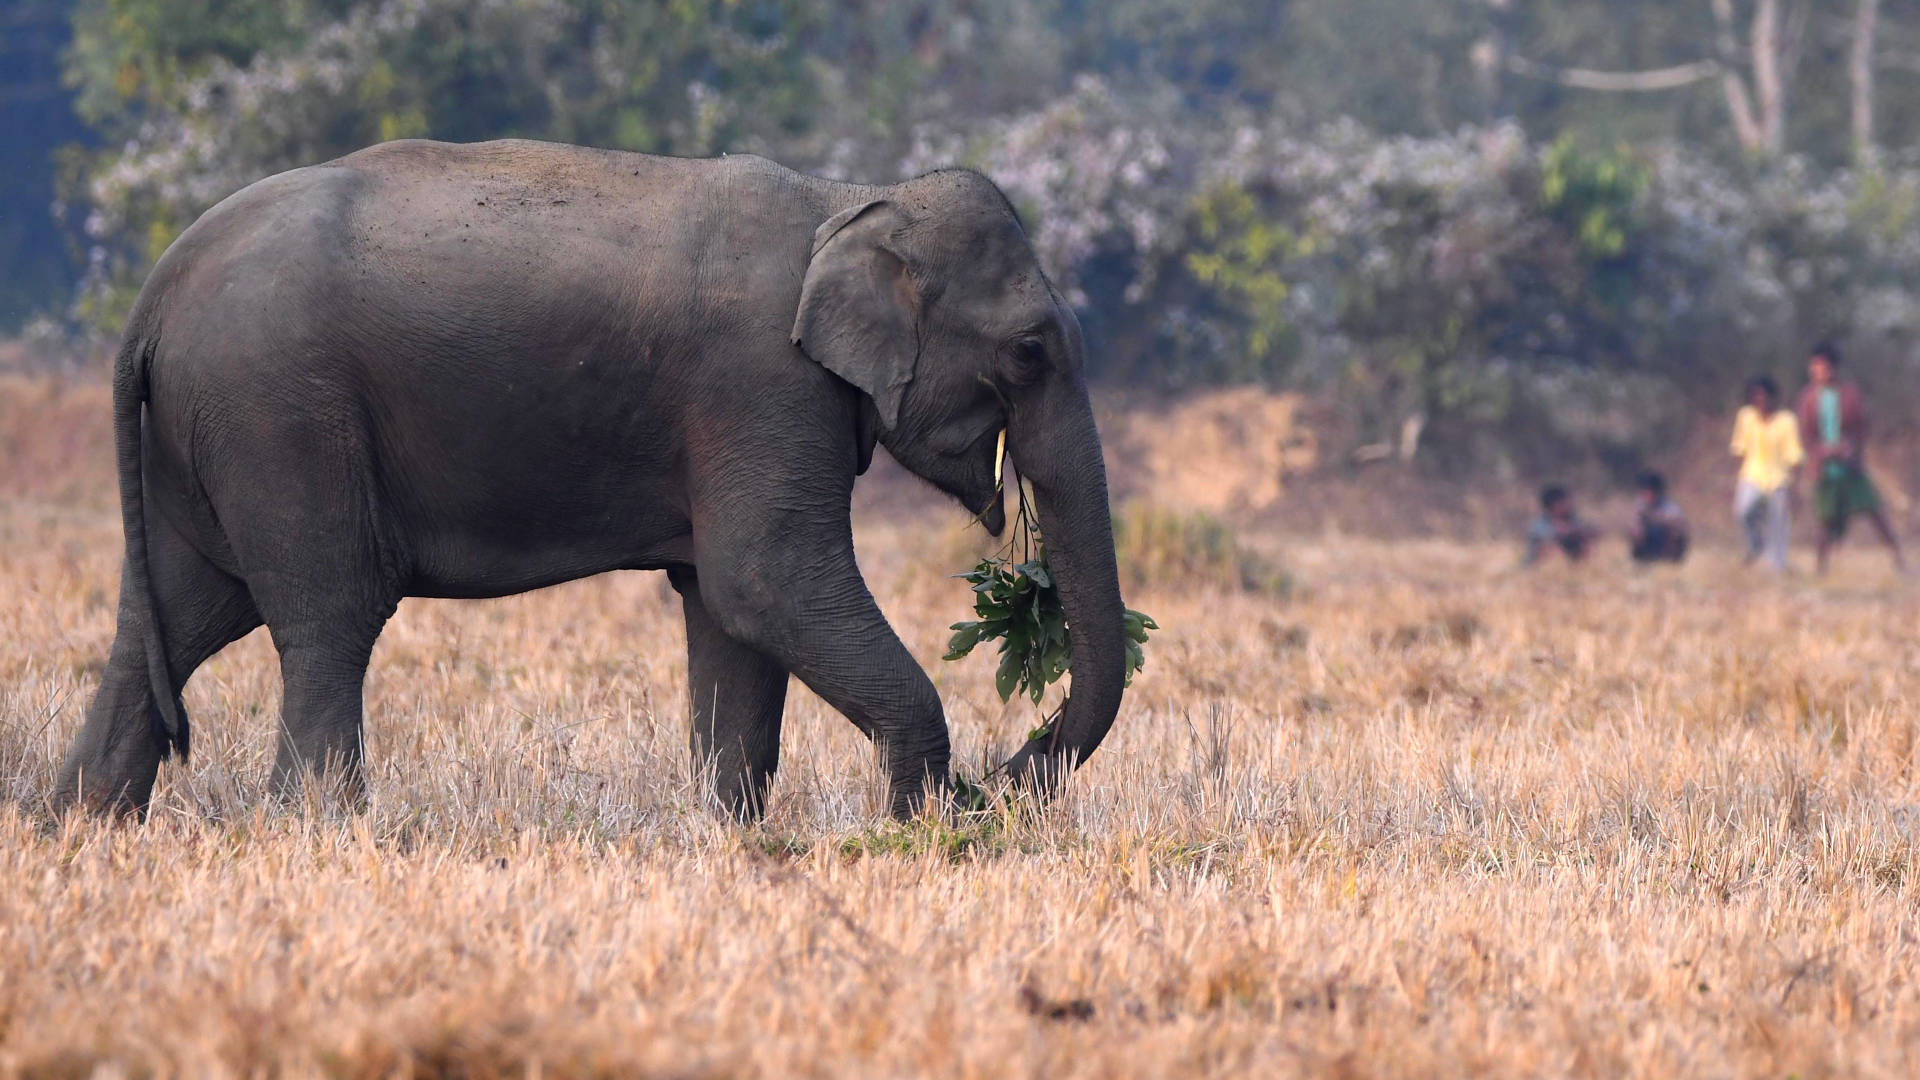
[5,383,1920,1075]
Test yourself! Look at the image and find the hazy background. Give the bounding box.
[6,0,1920,491]
[7,14,1920,1072]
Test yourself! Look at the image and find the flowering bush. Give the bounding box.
[912,80,1920,464]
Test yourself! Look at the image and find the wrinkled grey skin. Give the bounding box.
[53,139,1127,821]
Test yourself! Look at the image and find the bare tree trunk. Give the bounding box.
[1710,0,1768,153]
[1709,0,1800,157]
[1473,0,1516,121]
[1750,0,1786,155]
[1854,0,1883,166]
[1501,0,1806,158]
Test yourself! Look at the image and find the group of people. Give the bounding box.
[1525,343,1905,573]
[1524,472,1687,567]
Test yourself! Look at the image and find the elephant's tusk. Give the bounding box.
[993,428,1006,492]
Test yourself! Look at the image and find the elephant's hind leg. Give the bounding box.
[267,638,378,802]
[229,514,396,804]
[670,569,789,820]
[55,518,262,815]
[256,588,395,806]
[212,411,401,806]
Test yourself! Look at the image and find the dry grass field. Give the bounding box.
[6,378,1920,1077]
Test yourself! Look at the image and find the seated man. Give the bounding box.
[1629,471,1688,563]
[1524,485,1598,566]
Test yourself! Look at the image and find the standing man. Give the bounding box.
[1796,342,1906,574]
[1730,375,1802,571]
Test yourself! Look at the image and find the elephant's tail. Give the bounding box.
[114,335,189,760]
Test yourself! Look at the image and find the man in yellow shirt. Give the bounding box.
[1730,375,1803,570]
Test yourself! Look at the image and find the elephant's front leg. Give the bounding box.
[695,543,950,820]
[668,568,788,820]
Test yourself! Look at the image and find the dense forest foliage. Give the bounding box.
[9,0,1920,469]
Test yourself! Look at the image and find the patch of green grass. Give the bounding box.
[835,818,1015,864]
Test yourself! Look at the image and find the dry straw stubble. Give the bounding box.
[3,389,1920,1075]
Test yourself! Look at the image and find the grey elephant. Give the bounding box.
[54,139,1129,821]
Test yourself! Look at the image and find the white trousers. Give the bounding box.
[1735,480,1791,570]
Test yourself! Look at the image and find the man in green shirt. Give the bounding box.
[1795,342,1906,574]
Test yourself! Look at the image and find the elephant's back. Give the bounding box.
[326,139,733,264]
[138,141,816,353]
[323,139,833,282]
[126,140,835,474]
[125,160,371,376]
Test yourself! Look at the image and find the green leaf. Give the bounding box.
[994,648,1023,703]
[951,773,992,813]
[1042,638,1070,683]
[944,622,985,661]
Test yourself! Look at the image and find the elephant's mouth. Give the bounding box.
[959,472,1005,535]
[974,493,1006,536]
[966,425,1008,536]
[932,422,1008,536]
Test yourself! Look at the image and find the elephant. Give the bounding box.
[52,138,1129,821]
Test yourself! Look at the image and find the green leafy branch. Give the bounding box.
[944,557,1157,707]
[943,436,1158,756]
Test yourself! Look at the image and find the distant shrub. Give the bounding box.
[1112,504,1288,595]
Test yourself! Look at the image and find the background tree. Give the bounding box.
[1855,0,1883,164]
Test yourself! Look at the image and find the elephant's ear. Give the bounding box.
[791,201,919,431]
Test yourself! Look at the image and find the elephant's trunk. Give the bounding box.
[995,383,1127,795]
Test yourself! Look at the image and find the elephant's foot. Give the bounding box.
[269,748,367,811]
[51,767,155,820]
[53,685,163,819]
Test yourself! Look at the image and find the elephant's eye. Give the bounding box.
[1007,338,1047,381]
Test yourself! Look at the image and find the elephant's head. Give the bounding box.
[791,169,1127,793]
